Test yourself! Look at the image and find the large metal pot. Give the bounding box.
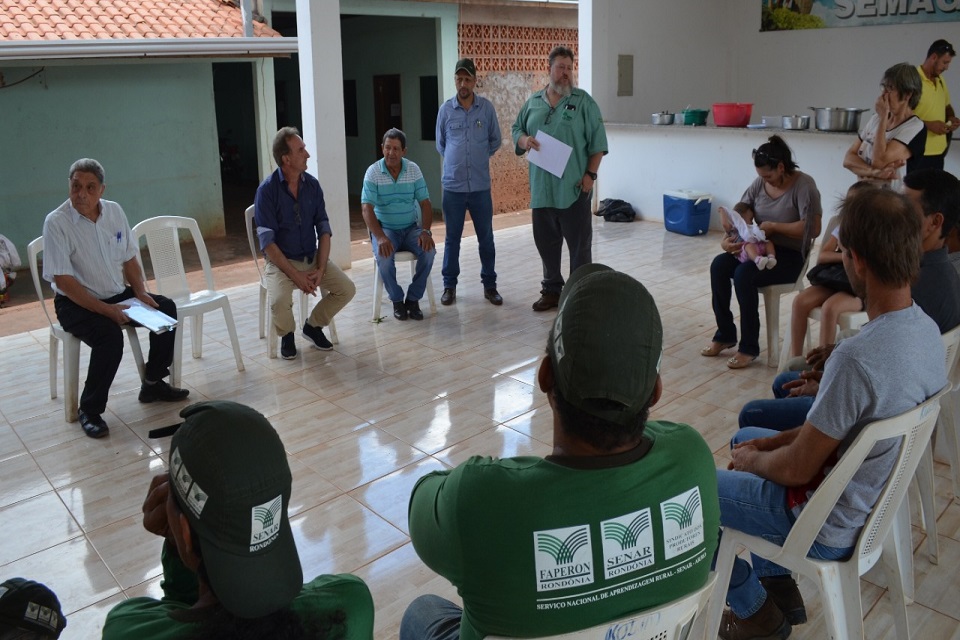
[809,107,867,132]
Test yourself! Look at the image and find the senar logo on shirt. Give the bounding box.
[534,525,594,592]
[250,495,283,552]
[601,508,655,579]
[661,487,705,560]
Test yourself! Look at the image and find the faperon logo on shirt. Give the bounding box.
[532,486,707,593]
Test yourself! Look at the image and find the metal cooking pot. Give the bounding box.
[651,112,675,125]
[809,107,868,132]
[782,115,810,130]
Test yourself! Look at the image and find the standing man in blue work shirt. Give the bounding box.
[254,127,356,360]
[513,45,608,312]
[436,58,503,307]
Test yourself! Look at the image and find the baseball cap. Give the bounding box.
[548,264,663,426]
[169,401,302,619]
[0,578,66,638]
[454,58,477,77]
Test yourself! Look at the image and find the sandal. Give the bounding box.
[726,353,757,369]
[700,342,736,357]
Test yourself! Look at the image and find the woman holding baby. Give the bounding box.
[703,135,823,369]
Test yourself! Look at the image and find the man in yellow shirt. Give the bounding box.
[913,39,958,172]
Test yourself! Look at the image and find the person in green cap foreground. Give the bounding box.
[400,264,719,640]
[0,577,66,639]
[102,401,374,639]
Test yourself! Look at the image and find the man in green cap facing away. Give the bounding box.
[102,401,374,639]
[401,264,719,640]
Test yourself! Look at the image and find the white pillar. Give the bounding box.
[252,58,278,181]
[578,0,594,94]
[296,0,350,268]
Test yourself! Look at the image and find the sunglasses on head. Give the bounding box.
[752,149,779,166]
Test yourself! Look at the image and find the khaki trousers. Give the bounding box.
[265,257,356,336]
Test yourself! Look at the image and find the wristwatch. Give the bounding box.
[421,229,432,236]
[585,170,598,180]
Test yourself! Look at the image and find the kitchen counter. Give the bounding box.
[599,122,959,232]
[622,122,857,136]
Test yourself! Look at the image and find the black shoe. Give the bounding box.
[139,380,190,403]
[484,288,503,306]
[441,288,456,305]
[280,332,297,359]
[405,299,424,320]
[531,291,560,311]
[79,410,109,439]
[393,301,408,321]
[302,322,333,351]
[760,576,807,625]
[719,597,791,640]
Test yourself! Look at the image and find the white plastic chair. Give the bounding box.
[908,324,960,565]
[371,250,437,321]
[486,573,716,639]
[244,205,339,358]
[778,307,869,373]
[937,327,960,503]
[705,388,947,640]
[759,248,813,369]
[132,216,244,386]
[28,237,145,423]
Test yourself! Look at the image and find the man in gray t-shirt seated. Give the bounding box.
[713,188,947,640]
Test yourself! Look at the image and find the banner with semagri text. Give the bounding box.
[760,0,960,32]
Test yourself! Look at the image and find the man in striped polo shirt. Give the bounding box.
[361,128,437,321]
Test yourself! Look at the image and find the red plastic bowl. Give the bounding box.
[713,103,753,127]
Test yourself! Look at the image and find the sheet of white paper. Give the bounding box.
[121,298,178,334]
[527,130,573,179]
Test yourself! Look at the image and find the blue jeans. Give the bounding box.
[441,189,496,289]
[738,371,814,431]
[372,225,436,303]
[710,247,803,357]
[717,427,853,618]
[400,594,462,640]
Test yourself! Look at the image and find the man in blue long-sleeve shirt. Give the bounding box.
[254,127,356,359]
[436,58,503,306]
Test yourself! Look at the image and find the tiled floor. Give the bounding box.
[2,219,959,639]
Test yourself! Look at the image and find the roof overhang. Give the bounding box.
[0,37,299,62]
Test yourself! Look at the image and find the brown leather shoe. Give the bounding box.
[531,291,560,312]
[718,597,791,640]
[760,576,806,625]
[441,288,456,305]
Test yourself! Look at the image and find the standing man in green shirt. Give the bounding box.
[512,46,608,312]
[401,264,720,640]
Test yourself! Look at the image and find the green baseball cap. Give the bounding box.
[455,58,477,77]
[548,264,663,426]
[170,401,302,618]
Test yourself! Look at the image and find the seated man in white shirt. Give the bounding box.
[42,158,188,439]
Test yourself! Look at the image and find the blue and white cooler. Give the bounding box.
[663,190,712,236]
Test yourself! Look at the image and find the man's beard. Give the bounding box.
[549,80,574,97]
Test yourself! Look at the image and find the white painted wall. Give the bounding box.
[590,0,959,123]
[590,0,959,242]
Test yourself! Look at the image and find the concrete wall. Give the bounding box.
[0,62,223,259]
[588,0,959,124]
